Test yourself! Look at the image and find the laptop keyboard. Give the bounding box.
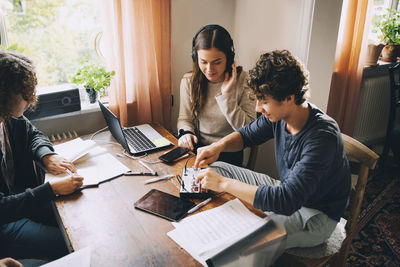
[124,127,156,152]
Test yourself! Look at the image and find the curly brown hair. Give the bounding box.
[247,50,309,105]
[0,50,38,119]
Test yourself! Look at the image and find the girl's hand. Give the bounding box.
[42,154,77,175]
[178,134,198,151]
[49,175,84,195]
[221,62,237,94]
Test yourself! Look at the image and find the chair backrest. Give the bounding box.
[336,133,379,265]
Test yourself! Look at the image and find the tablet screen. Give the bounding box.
[134,189,195,222]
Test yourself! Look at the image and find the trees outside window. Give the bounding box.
[0,0,102,87]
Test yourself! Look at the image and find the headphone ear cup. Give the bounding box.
[192,50,196,62]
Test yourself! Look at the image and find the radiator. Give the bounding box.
[46,130,78,144]
[353,74,391,144]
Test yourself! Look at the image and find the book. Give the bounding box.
[53,137,97,163]
[46,145,130,188]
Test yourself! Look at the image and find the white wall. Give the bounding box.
[171,0,342,176]
[308,0,343,112]
[171,0,235,134]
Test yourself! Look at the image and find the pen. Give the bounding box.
[138,160,157,175]
[65,168,78,176]
[124,171,157,176]
[144,174,175,184]
[187,197,212,214]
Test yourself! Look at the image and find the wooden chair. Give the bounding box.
[279,133,379,267]
[380,62,400,167]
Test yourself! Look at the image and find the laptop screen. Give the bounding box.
[98,101,130,152]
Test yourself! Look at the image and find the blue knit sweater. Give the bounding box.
[238,103,351,221]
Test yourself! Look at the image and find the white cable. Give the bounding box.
[90,126,109,140]
[123,150,147,159]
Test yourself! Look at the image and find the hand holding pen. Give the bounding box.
[48,168,84,195]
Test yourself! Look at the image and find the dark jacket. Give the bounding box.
[0,116,56,225]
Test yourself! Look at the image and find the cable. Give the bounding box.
[119,150,164,164]
[90,126,109,140]
[122,150,148,159]
[184,154,195,175]
[92,140,121,146]
[141,158,162,164]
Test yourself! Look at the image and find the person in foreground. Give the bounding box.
[0,50,84,263]
[0,258,21,267]
[177,24,256,166]
[194,50,351,250]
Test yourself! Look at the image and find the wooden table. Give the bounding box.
[51,124,286,266]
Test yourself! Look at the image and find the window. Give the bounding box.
[0,0,103,87]
[368,0,400,42]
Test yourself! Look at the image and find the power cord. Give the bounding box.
[90,126,109,140]
[184,154,195,175]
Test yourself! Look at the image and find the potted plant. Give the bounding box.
[372,8,400,62]
[71,64,115,103]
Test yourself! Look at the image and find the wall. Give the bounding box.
[307,0,343,112]
[171,0,342,176]
[170,0,235,134]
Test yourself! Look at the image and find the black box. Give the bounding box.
[24,84,81,120]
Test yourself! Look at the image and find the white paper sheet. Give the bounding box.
[40,247,91,267]
[167,198,268,265]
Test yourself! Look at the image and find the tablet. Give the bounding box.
[134,189,195,222]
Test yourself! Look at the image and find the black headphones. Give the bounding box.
[191,24,235,66]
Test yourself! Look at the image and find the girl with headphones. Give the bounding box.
[177,24,256,166]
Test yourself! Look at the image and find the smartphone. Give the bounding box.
[159,147,190,164]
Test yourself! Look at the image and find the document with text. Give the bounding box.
[167,198,269,265]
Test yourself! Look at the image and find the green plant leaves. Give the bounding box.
[373,8,400,45]
[71,64,115,96]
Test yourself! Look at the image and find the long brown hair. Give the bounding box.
[190,26,234,118]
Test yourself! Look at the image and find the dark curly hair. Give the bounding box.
[0,50,38,119]
[247,50,309,105]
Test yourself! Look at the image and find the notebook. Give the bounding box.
[98,101,172,155]
[53,138,97,163]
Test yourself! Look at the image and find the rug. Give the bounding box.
[273,160,400,267]
[347,162,400,266]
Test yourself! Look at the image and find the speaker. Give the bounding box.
[24,84,81,120]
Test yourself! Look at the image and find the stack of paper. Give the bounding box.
[46,138,130,188]
[167,198,269,265]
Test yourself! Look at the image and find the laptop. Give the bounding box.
[98,101,172,155]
